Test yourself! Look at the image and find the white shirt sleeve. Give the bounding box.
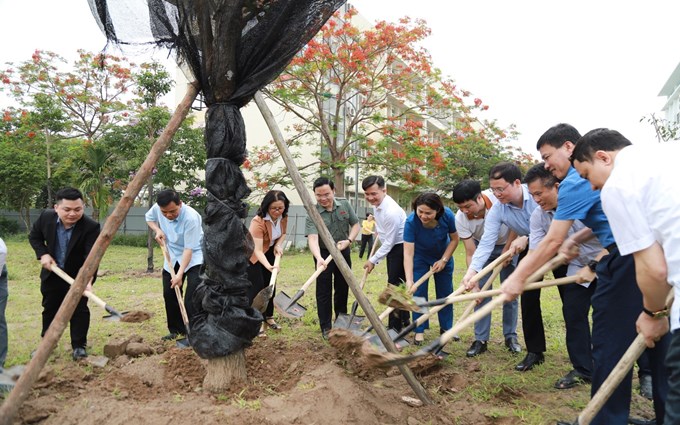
[370,206,403,264]
[0,237,7,270]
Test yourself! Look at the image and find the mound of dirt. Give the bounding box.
[15,337,450,425]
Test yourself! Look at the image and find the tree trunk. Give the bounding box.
[45,131,53,207]
[203,350,247,391]
[333,166,345,197]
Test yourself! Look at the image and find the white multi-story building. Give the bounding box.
[659,61,680,127]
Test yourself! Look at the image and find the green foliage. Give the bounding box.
[110,233,149,247]
[0,216,20,236]
[261,11,523,196]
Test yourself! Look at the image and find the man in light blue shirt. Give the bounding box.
[461,162,540,370]
[146,189,204,340]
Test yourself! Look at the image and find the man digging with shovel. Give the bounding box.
[305,177,360,340]
[28,187,101,361]
[146,189,204,343]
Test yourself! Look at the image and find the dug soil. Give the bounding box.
[12,334,652,425]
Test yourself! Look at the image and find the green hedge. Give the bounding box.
[111,233,149,247]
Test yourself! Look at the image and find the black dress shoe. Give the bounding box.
[554,369,591,389]
[72,347,88,361]
[628,417,656,425]
[161,332,184,341]
[466,340,487,357]
[639,374,653,400]
[505,336,522,354]
[515,352,544,371]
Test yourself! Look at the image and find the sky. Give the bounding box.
[1,0,679,157]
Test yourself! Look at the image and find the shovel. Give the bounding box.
[50,264,127,321]
[334,239,380,329]
[566,289,675,425]
[274,254,333,319]
[251,254,281,313]
[334,267,369,329]
[361,268,435,337]
[160,242,191,348]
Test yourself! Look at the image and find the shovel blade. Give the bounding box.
[102,311,129,322]
[334,313,365,330]
[175,338,191,349]
[365,328,410,352]
[273,292,306,319]
[252,286,274,313]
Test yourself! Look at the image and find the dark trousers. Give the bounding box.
[558,275,597,377]
[590,250,669,425]
[359,234,373,258]
[385,243,410,331]
[41,278,90,349]
[665,329,680,424]
[162,264,201,335]
[246,248,276,318]
[315,247,351,331]
[520,264,568,353]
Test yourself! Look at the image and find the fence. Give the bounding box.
[0,205,372,249]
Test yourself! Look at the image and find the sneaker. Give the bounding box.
[321,328,331,340]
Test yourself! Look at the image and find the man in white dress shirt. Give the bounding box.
[571,128,676,423]
[361,175,410,331]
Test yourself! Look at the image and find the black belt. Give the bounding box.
[605,243,618,254]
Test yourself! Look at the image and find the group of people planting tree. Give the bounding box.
[15,123,679,424]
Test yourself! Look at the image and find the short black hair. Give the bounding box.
[313,177,334,191]
[156,189,181,207]
[571,128,633,164]
[489,162,522,183]
[524,162,558,187]
[536,123,581,150]
[412,192,445,220]
[55,187,84,203]
[256,190,290,218]
[452,180,482,204]
[361,175,385,191]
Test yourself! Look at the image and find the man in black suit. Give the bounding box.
[29,187,100,361]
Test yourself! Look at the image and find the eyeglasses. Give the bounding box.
[490,182,511,195]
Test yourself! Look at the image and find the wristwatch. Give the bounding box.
[587,260,598,272]
[642,306,669,319]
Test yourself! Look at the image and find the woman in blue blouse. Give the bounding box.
[404,193,459,345]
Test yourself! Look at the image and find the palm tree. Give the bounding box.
[79,143,113,222]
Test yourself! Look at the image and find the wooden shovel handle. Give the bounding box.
[438,294,508,346]
[458,264,504,322]
[526,253,568,283]
[470,250,515,285]
[300,254,333,292]
[377,268,436,321]
[268,254,282,289]
[50,264,107,311]
[451,275,579,304]
[159,242,189,327]
[577,289,675,425]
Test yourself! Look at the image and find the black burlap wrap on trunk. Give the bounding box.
[88,0,345,358]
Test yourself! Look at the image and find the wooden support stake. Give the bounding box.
[0,83,200,425]
[254,91,432,405]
